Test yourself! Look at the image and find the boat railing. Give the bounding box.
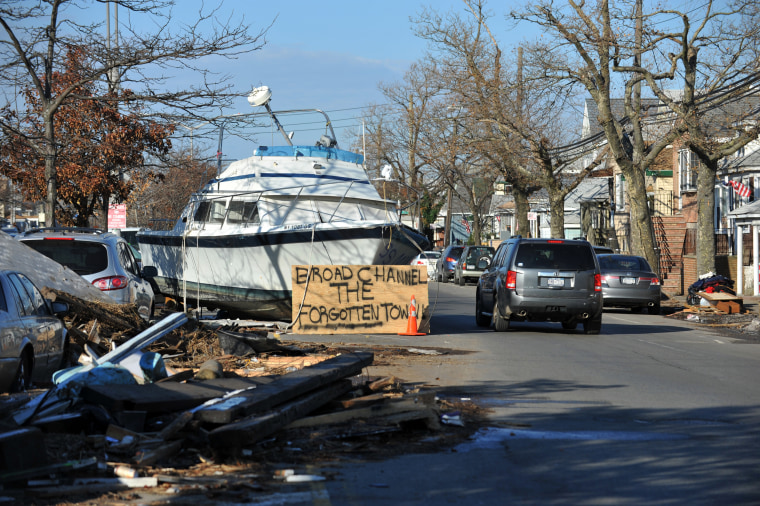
[187,176,378,231]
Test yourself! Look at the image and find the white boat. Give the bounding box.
[138,87,430,320]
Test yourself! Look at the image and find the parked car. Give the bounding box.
[410,250,441,280]
[17,228,154,320]
[0,270,69,392]
[597,254,661,314]
[476,237,603,334]
[435,245,464,283]
[593,245,614,254]
[453,245,495,286]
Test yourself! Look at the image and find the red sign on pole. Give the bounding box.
[108,204,127,230]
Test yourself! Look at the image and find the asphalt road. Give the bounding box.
[282,281,760,505]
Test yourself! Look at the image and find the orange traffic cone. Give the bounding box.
[399,295,426,336]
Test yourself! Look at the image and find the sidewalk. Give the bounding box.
[662,291,760,315]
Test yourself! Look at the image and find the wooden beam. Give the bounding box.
[195,351,374,424]
[208,379,355,452]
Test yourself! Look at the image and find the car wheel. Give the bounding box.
[493,302,510,332]
[630,306,643,313]
[475,293,490,327]
[583,314,602,335]
[10,350,32,393]
[561,320,577,331]
[442,273,448,284]
[458,275,465,286]
[647,303,660,315]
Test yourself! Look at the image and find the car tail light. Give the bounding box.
[415,260,425,265]
[92,275,129,291]
[43,237,75,241]
[641,276,660,286]
[446,256,456,263]
[547,239,564,244]
[506,270,517,290]
[594,273,602,292]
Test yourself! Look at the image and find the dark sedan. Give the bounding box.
[597,254,661,314]
[0,270,69,392]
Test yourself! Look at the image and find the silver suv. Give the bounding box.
[476,237,603,334]
[17,228,154,320]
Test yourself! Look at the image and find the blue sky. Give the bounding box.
[126,0,525,158]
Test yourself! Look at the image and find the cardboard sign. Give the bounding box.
[291,265,429,334]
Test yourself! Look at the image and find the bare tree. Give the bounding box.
[0,0,267,225]
[415,1,606,240]
[618,0,760,274]
[514,0,687,270]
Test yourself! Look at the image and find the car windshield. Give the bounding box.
[422,252,440,260]
[22,239,109,275]
[598,255,650,271]
[515,243,596,270]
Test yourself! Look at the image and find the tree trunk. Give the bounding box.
[624,165,658,271]
[548,192,565,238]
[513,187,530,238]
[696,159,717,275]
[43,113,57,227]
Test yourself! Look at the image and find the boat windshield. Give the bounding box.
[194,199,261,226]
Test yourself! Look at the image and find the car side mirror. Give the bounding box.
[142,265,158,278]
[50,301,69,317]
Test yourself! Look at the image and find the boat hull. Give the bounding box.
[139,223,429,320]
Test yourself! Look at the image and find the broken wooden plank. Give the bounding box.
[285,393,437,429]
[338,393,387,409]
[134,439,183,467]
[367,376,398,392]
[208,379,354,452]
[81,376,270,413]
[194,351,374,424]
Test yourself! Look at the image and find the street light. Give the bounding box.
[177,120,212,157]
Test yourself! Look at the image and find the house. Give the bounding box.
[580,96,760,294]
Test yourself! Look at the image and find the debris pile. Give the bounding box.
[0,294,478,504]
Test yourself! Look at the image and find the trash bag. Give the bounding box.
[687,274,735,305]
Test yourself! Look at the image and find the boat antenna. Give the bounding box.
[248,86,293,147]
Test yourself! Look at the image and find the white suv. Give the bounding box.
[18,228,154,320]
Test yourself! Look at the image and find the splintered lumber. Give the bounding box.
[285,391,438,430]
[194,351,374,424]
[44,288,140,332]
[208,379,355,450]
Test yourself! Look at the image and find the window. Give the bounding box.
[8,274,34,316]
[615,174,626,211]
[17,273,49,316]
[679,149,698,192]
[226,200,260,225]
[515,243,596,271]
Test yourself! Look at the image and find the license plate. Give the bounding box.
[621,277,636,285]
[466,265,475,270]
[547,277,564,287]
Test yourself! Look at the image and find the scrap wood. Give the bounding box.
[134,439,183,467]
[367,376,399,392]
[208,379,355,452]
[285,391,438,430]
[338,392,387,409]
[194,351,374,424]
[44,288,142,333]
[0,456,98,484]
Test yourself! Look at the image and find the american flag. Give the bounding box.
[723,179,751,198]
[461,217,471,234]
